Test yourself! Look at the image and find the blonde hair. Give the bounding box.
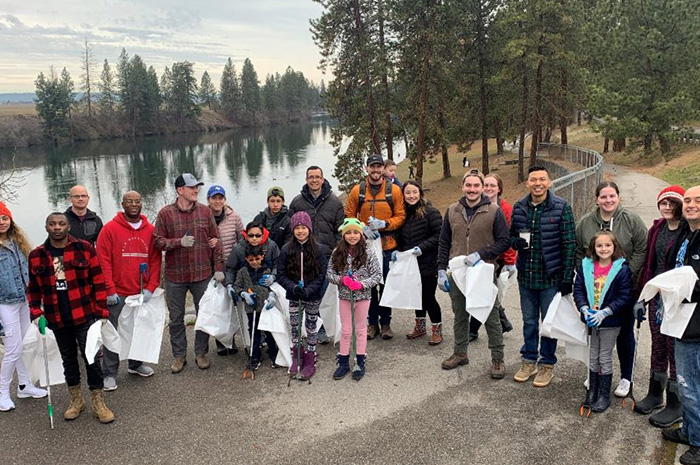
[5,221,32,257]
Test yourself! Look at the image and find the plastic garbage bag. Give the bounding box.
[640,266,698,338]
[448,256,498,323]
[195,279,236,348]
[379,251,422,310]
[119,288,166,364]
[21,324,65,386]
[85,320,121,364]
[319,283,342,343]
[541,292,587,345]
[369,238,384,284]
[497,268,517,304]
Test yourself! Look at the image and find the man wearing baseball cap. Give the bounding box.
[154,173,224,373]
[345,155,406,340]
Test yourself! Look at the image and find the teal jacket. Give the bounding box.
[573,257,633,328]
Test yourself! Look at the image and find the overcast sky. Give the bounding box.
[0,1,327,93]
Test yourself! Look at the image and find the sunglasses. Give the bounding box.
[247,233,263,238]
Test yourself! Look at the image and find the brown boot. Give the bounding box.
[380,325,394,340]
[441,352,469,370]
[406,318,427,339]
[490,359,505,379]
[91,389,115,424]
[429,323,443,346]
[367,324,379,340]
[64,385,85,421]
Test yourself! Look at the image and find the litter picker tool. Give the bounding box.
[349,270,360,377]
[579,327,592,418]
[622,312,643,410]
[244,288,257,381]
[38,315,55,429]
[139,263,148,294]
[233,292,252,380]
[289,249,309,385]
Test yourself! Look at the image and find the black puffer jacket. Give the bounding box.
[255,205,292,249]
[288,180,345,251]
[397,203,442,276]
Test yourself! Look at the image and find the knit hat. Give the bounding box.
[657,185,685,205]
[338,217,364,235]
[267,186,284,199]
[290,211,313,232]
[0,201,11,220]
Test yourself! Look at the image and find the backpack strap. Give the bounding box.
[357,179,394,214]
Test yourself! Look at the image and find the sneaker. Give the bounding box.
[533,364,554,387]
[17,383,47,399]
[380,325,393,340]
[367,324,379,340]
[103,376,117,392]
[0,392,15,412]
[490,359,505,380]
[513,361,538,382]
[441,352,469,370]
[317,326,330,345]
[171,357,187,374]
[662,427,690,445]
[196,354,211,370]
[614,378,631,397]
[680,446,700,465]
[128,365,154,377]
[249,359,261,371]
[270,359,281,369]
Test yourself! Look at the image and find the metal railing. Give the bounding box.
[537,143,604,220]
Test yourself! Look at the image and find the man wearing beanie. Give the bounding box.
[255,186,292,249]
[345,155,406,340]
[65,185,103,245]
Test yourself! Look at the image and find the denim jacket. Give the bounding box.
[0,239,29,304]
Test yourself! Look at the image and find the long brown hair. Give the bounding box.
[586,230,625,261]
[402,180,427,219]
[285,236,322,282]
[2,221,32,257]
[331,233,368,274]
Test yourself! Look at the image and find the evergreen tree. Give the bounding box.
[199,71,217,109]
[34,66,73,145]
[240,58,261,117]
[98,59,117,115]
[220,57,241,122]
[169,61,200,123]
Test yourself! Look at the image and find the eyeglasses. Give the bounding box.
[307,175,322,180]
[658,200,675,208]
[247,233,263,238]
[123,199,142,205]
[70,194,89,199]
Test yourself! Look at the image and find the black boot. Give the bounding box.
[352,355,366,381]
[586,371,600,407]
[634,371,667,415]
[592,373,612,412]
[333,354,350,380]
[650,380,683,428]
[499,306,513,333]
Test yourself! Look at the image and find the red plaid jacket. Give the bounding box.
[27,236,108,329]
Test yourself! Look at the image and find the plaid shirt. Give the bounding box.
[154,201,223,283]
[516,200,576,290]
[27,236,108,329]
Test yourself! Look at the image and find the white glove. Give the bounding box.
[368,216,387,230]
[142,290,153,303]
[214,271,225,283]
[180,234,195,248]
[464,252,481,267]
[504,264,516,279]
[411,247,422,256]
[265,291,277,310]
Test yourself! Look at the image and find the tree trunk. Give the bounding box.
[560,69,568,145]
[377,0,393,160]
[603,137,609,153]
[352,0,381,154]
[613,138,626,152]
[518,57,529,183]
[577,111,582,126]
[476,4,489,174]
[529,57,543,169]
[659,134,671,155]
[438,106,451,179]
[494,117,504,155]
[415,43,430,184]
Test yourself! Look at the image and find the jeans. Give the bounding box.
[616,311,636,381]
[101,297,142,377]
[519,283,559,365]
[165,277,210,358]
[676,339,700,446]
[54,322,104,390]
[368,250,392,326]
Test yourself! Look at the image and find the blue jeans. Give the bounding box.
[676,339,700,446]
[519,284,559,365]
[368,250,392,326]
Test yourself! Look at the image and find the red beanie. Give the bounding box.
[0,201,12,220]
[657,185,685,205]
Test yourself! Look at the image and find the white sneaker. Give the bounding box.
[128,365,154,377]
[17,383,47,399]
[0,392,15,411]
[614,378,631,397]
[584,377,589,389]
[103,376,117,391]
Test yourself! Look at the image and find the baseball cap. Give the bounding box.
[175,173,204,188]
[207,185,226,198]
[366,155,385,166]
[267,186,285,199]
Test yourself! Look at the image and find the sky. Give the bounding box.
[0,0,327,93]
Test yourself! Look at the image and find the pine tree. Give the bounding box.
[98,59,116,115]
[169,61,200,123]
[34,66,73,145]
[220,58,242,123]
[240,58,261,119]
[199,71,217,110]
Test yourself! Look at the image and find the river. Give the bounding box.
[0,118,396,246]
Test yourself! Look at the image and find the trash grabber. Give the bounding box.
[579,327,592,418]
[622,313,643,410]
[38,315,54,429]
[139,263,148,295]
[233,296,252,379]
[289,250,307,385]
[349,271,360,375]
[244,288,257,381]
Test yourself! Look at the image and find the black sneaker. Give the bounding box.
[662,428,690,445]
[249,360,261,371]
[681,447,700,465]
[318,326,330,345]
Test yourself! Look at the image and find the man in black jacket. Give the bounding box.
[65,185,103,245]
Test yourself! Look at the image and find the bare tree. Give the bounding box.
[0,152,30,204]
[80,38,97,118]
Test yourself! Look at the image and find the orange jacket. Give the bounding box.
[345,177,406,251]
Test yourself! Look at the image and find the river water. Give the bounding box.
[0,118,367,246]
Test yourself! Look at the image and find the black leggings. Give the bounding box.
[415,273,442,324]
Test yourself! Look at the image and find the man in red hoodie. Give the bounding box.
[96,191,162,391]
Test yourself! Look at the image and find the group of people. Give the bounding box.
[0,154,698,464]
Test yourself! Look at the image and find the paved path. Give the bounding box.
[0,163,679,465]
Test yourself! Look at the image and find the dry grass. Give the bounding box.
[0,104,36,116]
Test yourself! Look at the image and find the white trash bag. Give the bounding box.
[379,251,422,310]
[497,268,517,304]
[195,279,237,348]
[541,292,589,366]
[448,256,497,323]
[640,267,698,338]
[369,238,384,284]
[119,288,166,364]
[21,324,65,386]
[319,283,342,343]
[85,320,121,364]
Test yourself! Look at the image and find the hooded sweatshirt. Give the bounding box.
[255,205,292,249]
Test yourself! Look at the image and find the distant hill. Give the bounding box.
[0,93,36,103]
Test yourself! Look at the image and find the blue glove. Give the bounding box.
[368,216,387,230]
[142,290,153,303]
[579,305,590,316]
[363,226,380,240]
[227,285,240,304]
[464,252,481,267]
[258,274,275,286]
[265,291,277,310]
[390,250,398,262]
[411,247,422,256]
[107,294,120,306]
[240,291,256,307]
[437,270,450,293]
[298,280,304,289]
[634,301,646,323]
[586,307,612,328]
[504,264,516,279]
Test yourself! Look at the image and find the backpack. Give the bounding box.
[358,179,394,213]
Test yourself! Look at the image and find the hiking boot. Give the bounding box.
[367,324,379,340]
[64,385,85,421]
[429,323,443,346]
[498,306,513,333]
[490,359,505,380]
[300,351,317,380]
[333,354,350,380]
[614,378,630,397]
[128,364,154,377]
[514,361,538,382]
[681,446,700,465]
[352,354,366,381]
[591,373,612,412]
[533,364,554,387]
[103,376,117,392]
[16,383,47,399]
[195,354,210,370]
[289,347,305,375]
[91,389,115,424]
[441,352,469,370]
[635,371,667,415]
[380,325,393,340]
[662,427,690,445]
[317,326,330,345]
[171,357,187,374]
[0,391,15,412]
[406,318,427,339]
[650,380,683,428]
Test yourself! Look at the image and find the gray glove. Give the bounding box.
[106,294,120,306]
[437,270,450,293]
[180,234,195,248]
[464,252,481,267]
[504,264,517,279]
[142,290,153,303]
[265,291,277,310]
[214,271,225,283]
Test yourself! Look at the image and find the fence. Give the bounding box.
[537,143,604,220]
